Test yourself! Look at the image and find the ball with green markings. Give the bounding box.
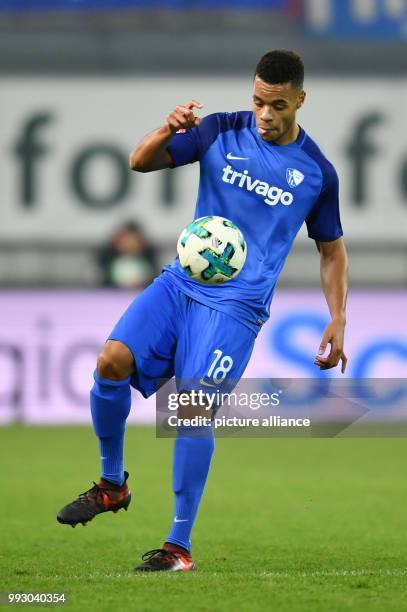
[176,216,247,285]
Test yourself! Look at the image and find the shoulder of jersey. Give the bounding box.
[218,110,253,130]
[197,111,252,131]
[300,130,338,178]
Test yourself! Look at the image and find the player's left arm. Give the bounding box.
[314,237,348,373]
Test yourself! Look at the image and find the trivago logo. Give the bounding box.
[222,165,294,206]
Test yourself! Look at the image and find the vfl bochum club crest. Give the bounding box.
[286,168,305,188]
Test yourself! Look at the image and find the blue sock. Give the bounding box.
[90,370,131,486]
[166,426,215,552]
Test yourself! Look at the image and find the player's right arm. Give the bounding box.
[129,100,203,172]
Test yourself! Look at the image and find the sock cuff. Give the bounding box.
[176,425,214,438]
[93,370,131,388]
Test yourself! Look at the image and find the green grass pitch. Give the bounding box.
[1,426,407,611]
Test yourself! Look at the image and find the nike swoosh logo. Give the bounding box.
[227,152,249,160]
[199,377,217,388]
[174,516,189,523]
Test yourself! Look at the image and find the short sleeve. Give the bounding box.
[166,113,222,168]
[305,163,343,242]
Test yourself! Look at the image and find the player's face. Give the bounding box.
[252,77,305,144]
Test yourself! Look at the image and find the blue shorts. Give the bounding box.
[108,273,256,398]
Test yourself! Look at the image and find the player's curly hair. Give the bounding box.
[255,50,304,90]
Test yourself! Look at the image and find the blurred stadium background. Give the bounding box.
[1,0,407,425]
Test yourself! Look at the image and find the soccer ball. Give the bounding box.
[177,216,247,284]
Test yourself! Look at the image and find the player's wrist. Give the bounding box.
[332,313,346,326]
[162,122,179,138]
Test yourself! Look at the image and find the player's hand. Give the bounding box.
[314,319,347,373]
[166,100,203,134]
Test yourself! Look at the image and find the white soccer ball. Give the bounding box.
[177,216,247,285]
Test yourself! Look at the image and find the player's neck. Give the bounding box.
[274,123,300,146]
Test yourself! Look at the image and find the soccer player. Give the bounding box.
[57,50,348,572]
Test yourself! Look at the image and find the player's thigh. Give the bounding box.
[107,277,180,397]
[175,302,256,389]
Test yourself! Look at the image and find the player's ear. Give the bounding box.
[297,90,306,109]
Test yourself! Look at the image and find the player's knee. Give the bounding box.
[96,341,135,381]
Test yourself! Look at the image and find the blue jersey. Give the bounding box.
[164,111,342,333]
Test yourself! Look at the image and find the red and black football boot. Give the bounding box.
[133,543,195,572]
[57,471,131,527]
